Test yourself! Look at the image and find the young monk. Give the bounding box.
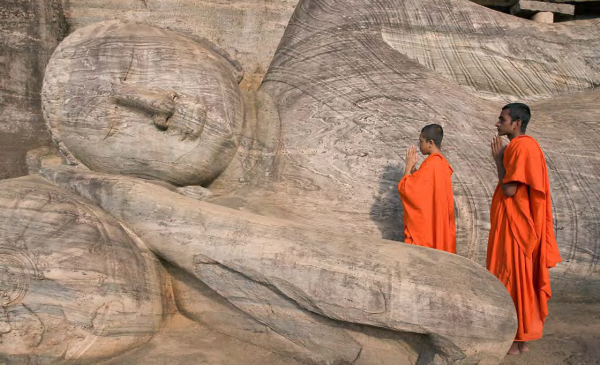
[398,124,456,253]
[488,103,562,355]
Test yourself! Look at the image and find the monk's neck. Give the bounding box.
[428,147,441,156]
[507,132,525,141]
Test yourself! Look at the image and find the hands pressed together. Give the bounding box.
[405,145,419,175]
[491,135,506,165]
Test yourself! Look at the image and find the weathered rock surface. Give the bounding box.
[59,0,298,90]
[98,312,312,365]
[0,175,162,364]
[41,166,517,365]
[25,146,63,175]
[0,0,65,179]
[469,0,518,5]
[526,90,600,301]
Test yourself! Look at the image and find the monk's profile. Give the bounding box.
[398,124,456,253]
[488,103,562,355]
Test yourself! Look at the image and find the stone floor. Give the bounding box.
[499,302,600,365]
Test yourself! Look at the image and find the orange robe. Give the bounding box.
[487,135,562,342]
[398,153,456,253]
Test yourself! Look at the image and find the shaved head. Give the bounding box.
[421,124,444,148]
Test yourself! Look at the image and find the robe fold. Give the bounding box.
[398,153,456,253]
[487,135,562,342]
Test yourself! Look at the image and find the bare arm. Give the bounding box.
[491,136,518,197]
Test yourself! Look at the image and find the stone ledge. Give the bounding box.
[511,0,575,16]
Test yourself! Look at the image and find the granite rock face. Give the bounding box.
[59,0,299,90]
[1,0,600,364]
[0,175,162,364]
[0,0,66,179]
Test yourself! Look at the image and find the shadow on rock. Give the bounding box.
[370,163,405,242]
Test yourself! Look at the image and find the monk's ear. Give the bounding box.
[512,118,522,130]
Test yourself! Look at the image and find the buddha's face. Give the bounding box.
[42,21,245,186]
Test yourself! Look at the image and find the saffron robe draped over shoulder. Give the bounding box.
[398,153,456,253]
[487,135,562,342]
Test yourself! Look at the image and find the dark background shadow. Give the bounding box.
[370,163,405,242]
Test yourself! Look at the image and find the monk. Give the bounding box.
[398,124,456,253]
[488,103,562,355]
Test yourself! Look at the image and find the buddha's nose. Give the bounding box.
[111,84,177,130]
